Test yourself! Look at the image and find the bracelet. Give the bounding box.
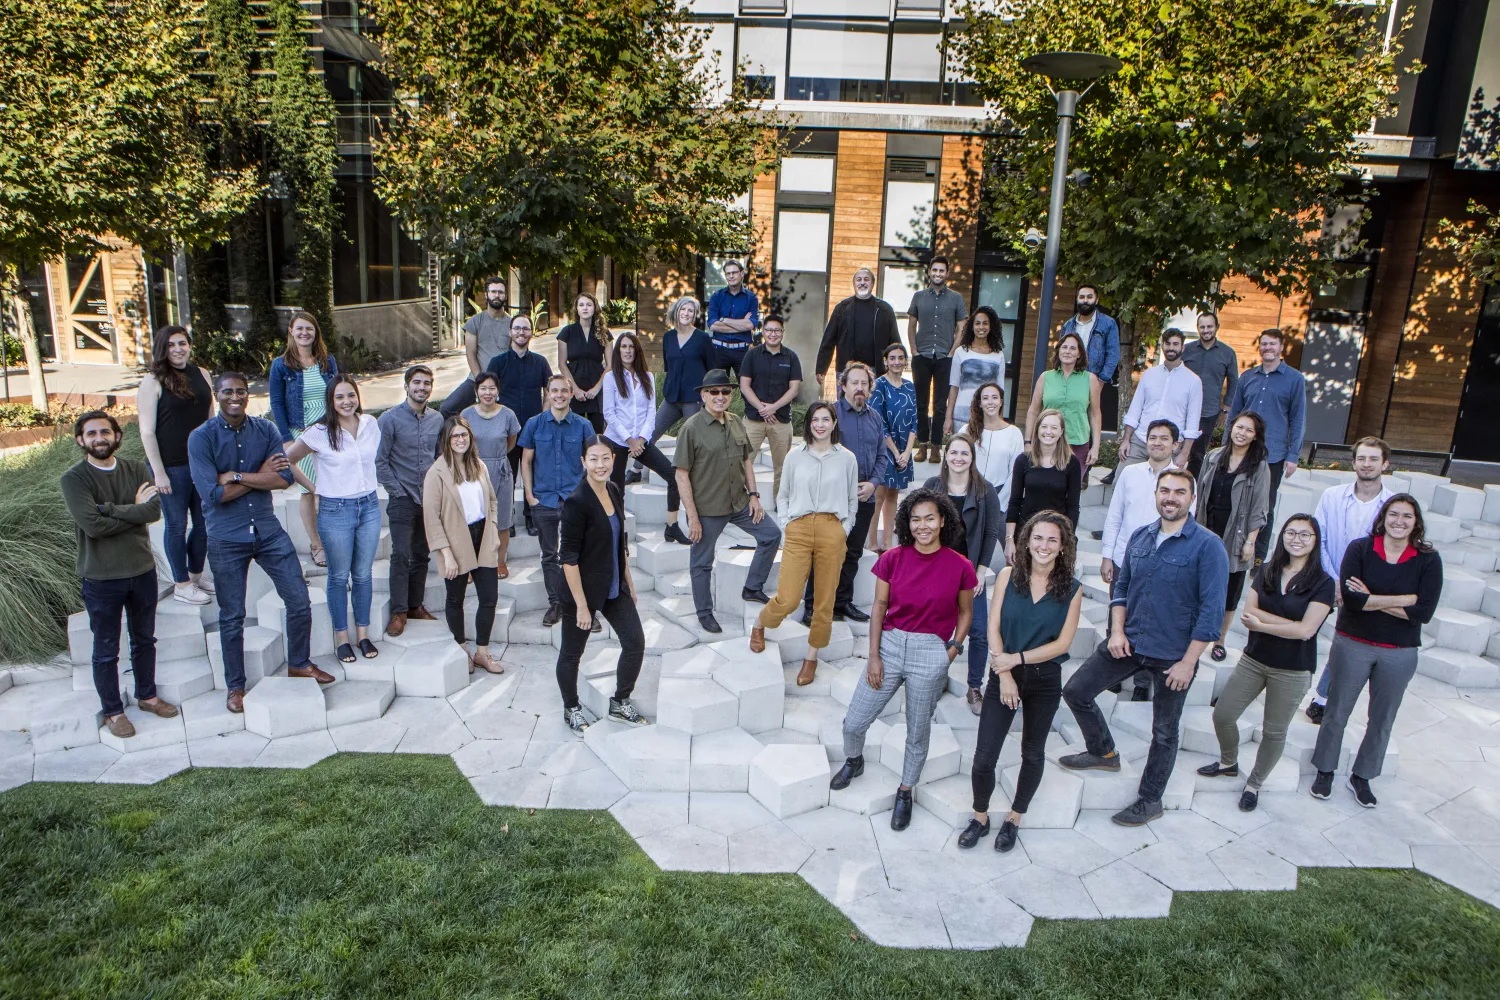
[1019,650,1026,665]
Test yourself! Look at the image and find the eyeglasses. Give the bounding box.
[1283,530,1315,541]
[704,388,733,397]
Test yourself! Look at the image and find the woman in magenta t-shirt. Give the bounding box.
[830,487,977,832]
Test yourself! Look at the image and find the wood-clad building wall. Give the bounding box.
[825,131,886,321]
[935,134,982,306]
[44,239,153,366]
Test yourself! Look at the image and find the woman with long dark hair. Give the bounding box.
[602,331,687,542]
[1196,410,1271,661]
[1025,331,1101,471]
[555,437,651,736]
[961,511,1082,852]
[269,310,340,568]
[970,382,1024,513]
[285,375,383,663]
[423,416,503,675]
[461,371,521,577]
[1199,514,1334,812]
[558,292,612,436]
[869,341,917,553]
[924,432,1003,715]
[1311,494,1442,808]
[944,304,1006,436]
[1004,408,1081,563]
[136,325,215,605]
[830,488,976,831]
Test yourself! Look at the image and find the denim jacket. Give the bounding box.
[268,355,340,443]
[1061,312,1120,384]
[1112,515,1228,662]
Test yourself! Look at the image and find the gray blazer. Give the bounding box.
[1195,446,1270,573]
[924,474,1004,573]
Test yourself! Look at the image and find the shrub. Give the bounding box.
[603,298,637,327]
[334,335,383,375]
[0,403,47,430]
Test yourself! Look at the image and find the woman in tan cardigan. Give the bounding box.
[424,415,503,674]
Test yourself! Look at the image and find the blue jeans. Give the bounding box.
[967,587,989,690]
[160,464,207,583]
[81,570,158,716]
[208,525,312,691]
[317,492,381,632]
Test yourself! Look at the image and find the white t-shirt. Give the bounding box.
[458,479,486,524]
[1346,493,1384,554]
[974,424,1024,512]
[948,346,1006,426]
[298,413,381,498]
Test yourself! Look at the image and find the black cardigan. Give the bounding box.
[558,479,630,612]
[1006,453,1081,527]
[1334,536,1443,648]
[923,475,1003,571]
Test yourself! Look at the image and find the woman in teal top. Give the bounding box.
[1025,331,1100,472]
[271,311,339,567]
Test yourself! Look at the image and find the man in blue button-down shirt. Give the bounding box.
[187,373,322,712]
[705,259,761,380]
[1058,468,1228,827]
[520,375,592,625]
[1226,327,1306,560]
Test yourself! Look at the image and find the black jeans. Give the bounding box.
[445,521,499,645]
[610,441,679,512]
[971,661,1062,815]
[440,377,477,418]
[805,499,876,610]
[556,592,646,710]
[1063,642,1194,804]
[509,443,531,527]
[533,504,564,605]
[81,570,158,716]
[911,354,952,447]
[386,495,431,615]
[1186,415,1218,478]
[1256,460,1286,562]
[713,342,751,382]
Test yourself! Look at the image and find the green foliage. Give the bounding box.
[603,297,639,327]
[0,403,46,430]
[952,0,1407,323]
[333,334,383,375]
[365,0,786,284]
[1442,92,1500,285]
[0,333,22,367]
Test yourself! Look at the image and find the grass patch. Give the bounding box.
[2,754,1496,998]
[0,425,147,662]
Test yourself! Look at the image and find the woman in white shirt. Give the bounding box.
[969,381,1024,512]
[944,305,1007,436]
[603,332,688,544]
[285,375,382,663]
[749,401,859,686]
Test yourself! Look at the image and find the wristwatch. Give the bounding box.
[946,639,964,655]
[748,491,761,498]
[232,472,243,484]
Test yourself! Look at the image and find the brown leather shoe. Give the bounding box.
[104,713,136,738]
[386,612,407,636]
[226,689,245,713]
[288,664,336,684]
[796,657,818,686]
[914,446,928,464]
[137,697,179,719]
[749,626,766,654]
[408,605,438,621]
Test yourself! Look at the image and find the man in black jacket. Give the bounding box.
[815,268,902,396]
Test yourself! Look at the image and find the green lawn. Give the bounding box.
[2,755,1496,999]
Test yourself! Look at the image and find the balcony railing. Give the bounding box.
[334,101,394,146]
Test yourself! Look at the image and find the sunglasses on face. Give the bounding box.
[705,388,733,397]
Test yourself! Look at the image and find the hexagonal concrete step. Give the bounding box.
[913,772,973,827]
[1417,648,1500,687]
[689,727,764,791]
[640,613,698,654]
[657,677,739,735]
[705,639,785,734]
[749,743,831,819]
[494,558,551,612]
[635,534,693,577]
[69,609,205,666]
[242,676,328,739]
[30,689,105,753]
[392,641,471,698]
[1432,482,1485,520]
[1428,608,1496,655]
[880,722,959,783]
[1181,705,1254,756]
[208,626,285,691]
[98,705,186,753]
[829,668,903,717]
[654,570,695,599]
[381,617,454,649]
[151,657,215,705]
[999,760,1082,828]
[714,548,782,611]
[1440,567,1486,613]
[180,690,245,739]
[323,680,396,728]
[604,725,692,791]
[1185,664,1216,707]
[832,761,903,816]
[256,587,389,659]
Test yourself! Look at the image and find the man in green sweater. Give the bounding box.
[59,411,181,739]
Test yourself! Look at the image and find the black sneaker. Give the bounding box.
[891,787,913,831]
[1238,788,1259,812]
[624,468,643,485]
[1305,701,1325,725]
[1196,761,1239,778]
[801,607,815,626]
[1348,774,1378,808]
[590,614,603,634]
[609,698,648,726]
[564,705,589,737]
[1112,798,1164,827]
[1059,750,1121,772]
[830,756,864,790]
[542,603,562,627]
[957,817,990,849]
[1099,469,1116,486]
[1106,682,1122,694]
[697,613,722,634]
[837,603,871,623]
[994,820,1020,852]
[741,587,772,605]
[1310,770,1334,800]
[664,522,690,545]
[526,519,539,537]
[1131,686,1150,702]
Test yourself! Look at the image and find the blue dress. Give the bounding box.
[871,375,917,488]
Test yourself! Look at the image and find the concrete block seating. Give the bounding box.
[749,743,831,818]
[323,680,396,728]
[656,677,739,735]
[1433,483,1486,521]
[391,641,471,699]
[689,727,764,791]
[880,723,960,783]
[242,676,327,739]
[256,588,389,659]
[31,689,106,753]
[98,705,186,753]
[68,606,206,666]
[208,626,285,691]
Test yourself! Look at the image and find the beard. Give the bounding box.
[1076,301,1097,317]
[87,438,120,460]
[487,297,505,310]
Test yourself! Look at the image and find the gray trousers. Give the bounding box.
[1117,432,1150,469]
[1213,653,1310,787]
[1311,632,1417,780]
[648,400,701,447]
[843,628,951,786]
[690,505,781,615]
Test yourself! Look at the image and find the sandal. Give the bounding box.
[337,642,356,663]
[1211,644,1227,662]
[496,562,510,580]
[359,638,379,659]
[311,545,328,568]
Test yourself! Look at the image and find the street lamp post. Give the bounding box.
[1021,52,1121,390]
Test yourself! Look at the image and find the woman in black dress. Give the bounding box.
[1004,408,1081,563]
[558,292,611,435]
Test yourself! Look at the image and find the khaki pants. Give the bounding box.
[744,419,794,506]
[758,513,845,649]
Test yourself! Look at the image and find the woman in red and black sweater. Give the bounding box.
[1311,493,1442,809]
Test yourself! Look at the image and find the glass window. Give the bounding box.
[943,29,982,107]
[788,22,888,102]
[887,28,943,106]
[697,22,735,103]
[737,24,786,100]
[775,210,830,272]
[880,264,926,322]
[975,269,1024,409]
[791,0,889,15]
[779,155,836,193]
[883,179,935,248]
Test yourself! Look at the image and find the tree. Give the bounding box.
[1441,90,1500,286]
[952,0,1406,397]
[365,0,785,295]
[0,0,257,407]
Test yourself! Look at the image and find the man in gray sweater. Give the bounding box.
[59,411,180,738]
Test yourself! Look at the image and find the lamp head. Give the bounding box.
[1020,51,1123,82]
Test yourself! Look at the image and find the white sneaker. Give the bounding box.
[192,575,215,595]
[174,583,211,605]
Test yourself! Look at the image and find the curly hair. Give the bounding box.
[1010,511,1078,603]
[894,488,964,550]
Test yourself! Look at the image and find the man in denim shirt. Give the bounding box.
[188,372,326,714]
[1060,284,1120,385]
[520,375,592,627]
[1059,468,1228,827]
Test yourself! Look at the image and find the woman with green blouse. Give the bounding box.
[1024,331,1100,472]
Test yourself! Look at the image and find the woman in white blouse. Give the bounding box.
[970,382,1024,512]
[749,401,859,686]
[285,375,383,663]
[603,331,688,544]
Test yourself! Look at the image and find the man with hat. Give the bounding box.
[673,369,782,633]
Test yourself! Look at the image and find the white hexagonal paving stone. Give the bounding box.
[636,823,730,873]
[913,772,974,828]
[241,676,327,739]
[547,767,628,809]
[727,820,815,873]
[795,842,889,909]
[391,641,471,698]
[327,718,406,753]
[150,658,215,705]
[832,762,903,816]
[749,743,831,819]
[1080,860,1174,919]
[33,743,121,782]
[208,626,284,691]
[179,690,245,740]
[97,706,186,753]
[1181,705,1253,756]
[468,766,554,808]
[841,888,952,949]
[607,725,692,792]
[322,680,396,728]
[1209,837,1300,891]
[1417,648,1500,687]
[30,689,105,753]
[1412,845,1500,905]
[1073,757,1145,812]
[494,559,550,612]
[640,613,698,655]
[998,761,1083,829]
[98,744,192,785]
[607,791,690,838]
[689,727,764,792]
[252,730,338,769]
[656,677,739,736]
[186,731,267,767]
[996,863,1101,920]
[871,723,958,784]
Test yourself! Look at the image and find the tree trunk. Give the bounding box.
[1116,313,1137,429]
[3,263,48,413]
